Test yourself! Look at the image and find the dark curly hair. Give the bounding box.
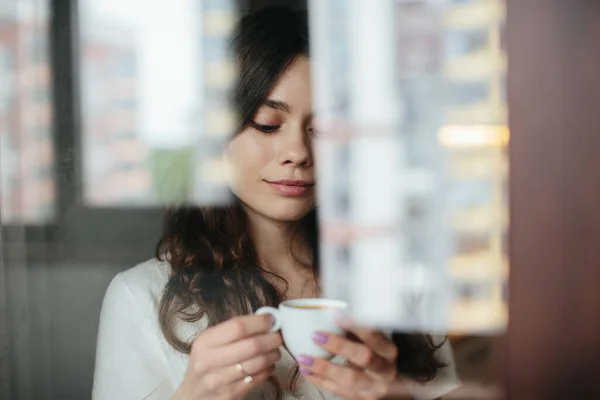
[156,6,445,399]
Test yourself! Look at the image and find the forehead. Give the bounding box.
[266,56,311,109]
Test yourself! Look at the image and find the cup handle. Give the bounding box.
[255,306,282,332]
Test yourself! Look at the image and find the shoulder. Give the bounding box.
[102,258,208,344]
[102,258,171,318]
[109,258,170,301]
[99,259,173,348]
[118,258,171,297]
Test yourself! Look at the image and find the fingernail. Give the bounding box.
[313,332,328,344]
[296,355,314,366]
[300,367,313,376]
[267,315,275,327]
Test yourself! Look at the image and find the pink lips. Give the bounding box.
[266,179,315,197]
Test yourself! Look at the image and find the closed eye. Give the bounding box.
[249,121,280,134]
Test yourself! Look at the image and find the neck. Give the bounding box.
[243,207,311,277]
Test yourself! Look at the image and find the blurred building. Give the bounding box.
[0,1,54,223]
[394,2,446,270]
[441,0,508,331]
[80,21,152,205]
[310,0,508,333]
[192,0,238,204]
[392,0,509,332]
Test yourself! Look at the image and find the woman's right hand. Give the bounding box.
[171,314,282,400]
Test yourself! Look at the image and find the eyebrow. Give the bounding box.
[263,99,291,113]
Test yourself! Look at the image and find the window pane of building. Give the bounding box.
[79,0,235,206]
[311,0,508,333]
[0,0,54,223]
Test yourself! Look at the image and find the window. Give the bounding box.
[79,0,232,207]
[0,1,54,224]
[27,31,48,64]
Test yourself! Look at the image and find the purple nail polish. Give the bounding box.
[268,314,275,327]
[296,355,314,366]
[313,332,328,344]
[300,367,313,376]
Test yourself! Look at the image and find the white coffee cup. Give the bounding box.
[256,298,348,359]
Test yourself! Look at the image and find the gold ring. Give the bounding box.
[236,363,253,384]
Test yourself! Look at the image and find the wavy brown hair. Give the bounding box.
[156,6,445,398]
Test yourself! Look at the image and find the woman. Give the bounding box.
[93,7,458,400]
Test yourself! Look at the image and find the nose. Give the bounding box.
[277,125,313,168]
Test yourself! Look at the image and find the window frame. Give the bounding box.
[0,0,164,266]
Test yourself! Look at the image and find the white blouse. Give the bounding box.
[92,259,460,400]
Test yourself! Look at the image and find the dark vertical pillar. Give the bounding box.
[507,1,600,398]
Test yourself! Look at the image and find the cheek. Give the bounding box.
[226,134,271,187]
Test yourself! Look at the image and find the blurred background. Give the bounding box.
[1,0,599,399]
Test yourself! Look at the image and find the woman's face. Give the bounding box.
[226,56,315,223]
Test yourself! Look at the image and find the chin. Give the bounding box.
[269,208,314,222]
[264,201,315,223]
[235,192,315,223]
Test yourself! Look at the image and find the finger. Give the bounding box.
[312,332,391,375]
[296,356,372,391]
[302,373,364,400]
[304,372,388,400]
[335,316,398,362]
[197,314,274,347]
[201,349,281,389]
[196,333,282,372]
[345,328,398,362]
[227,367,274,399]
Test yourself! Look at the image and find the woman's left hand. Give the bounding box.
[296,319,398,399]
